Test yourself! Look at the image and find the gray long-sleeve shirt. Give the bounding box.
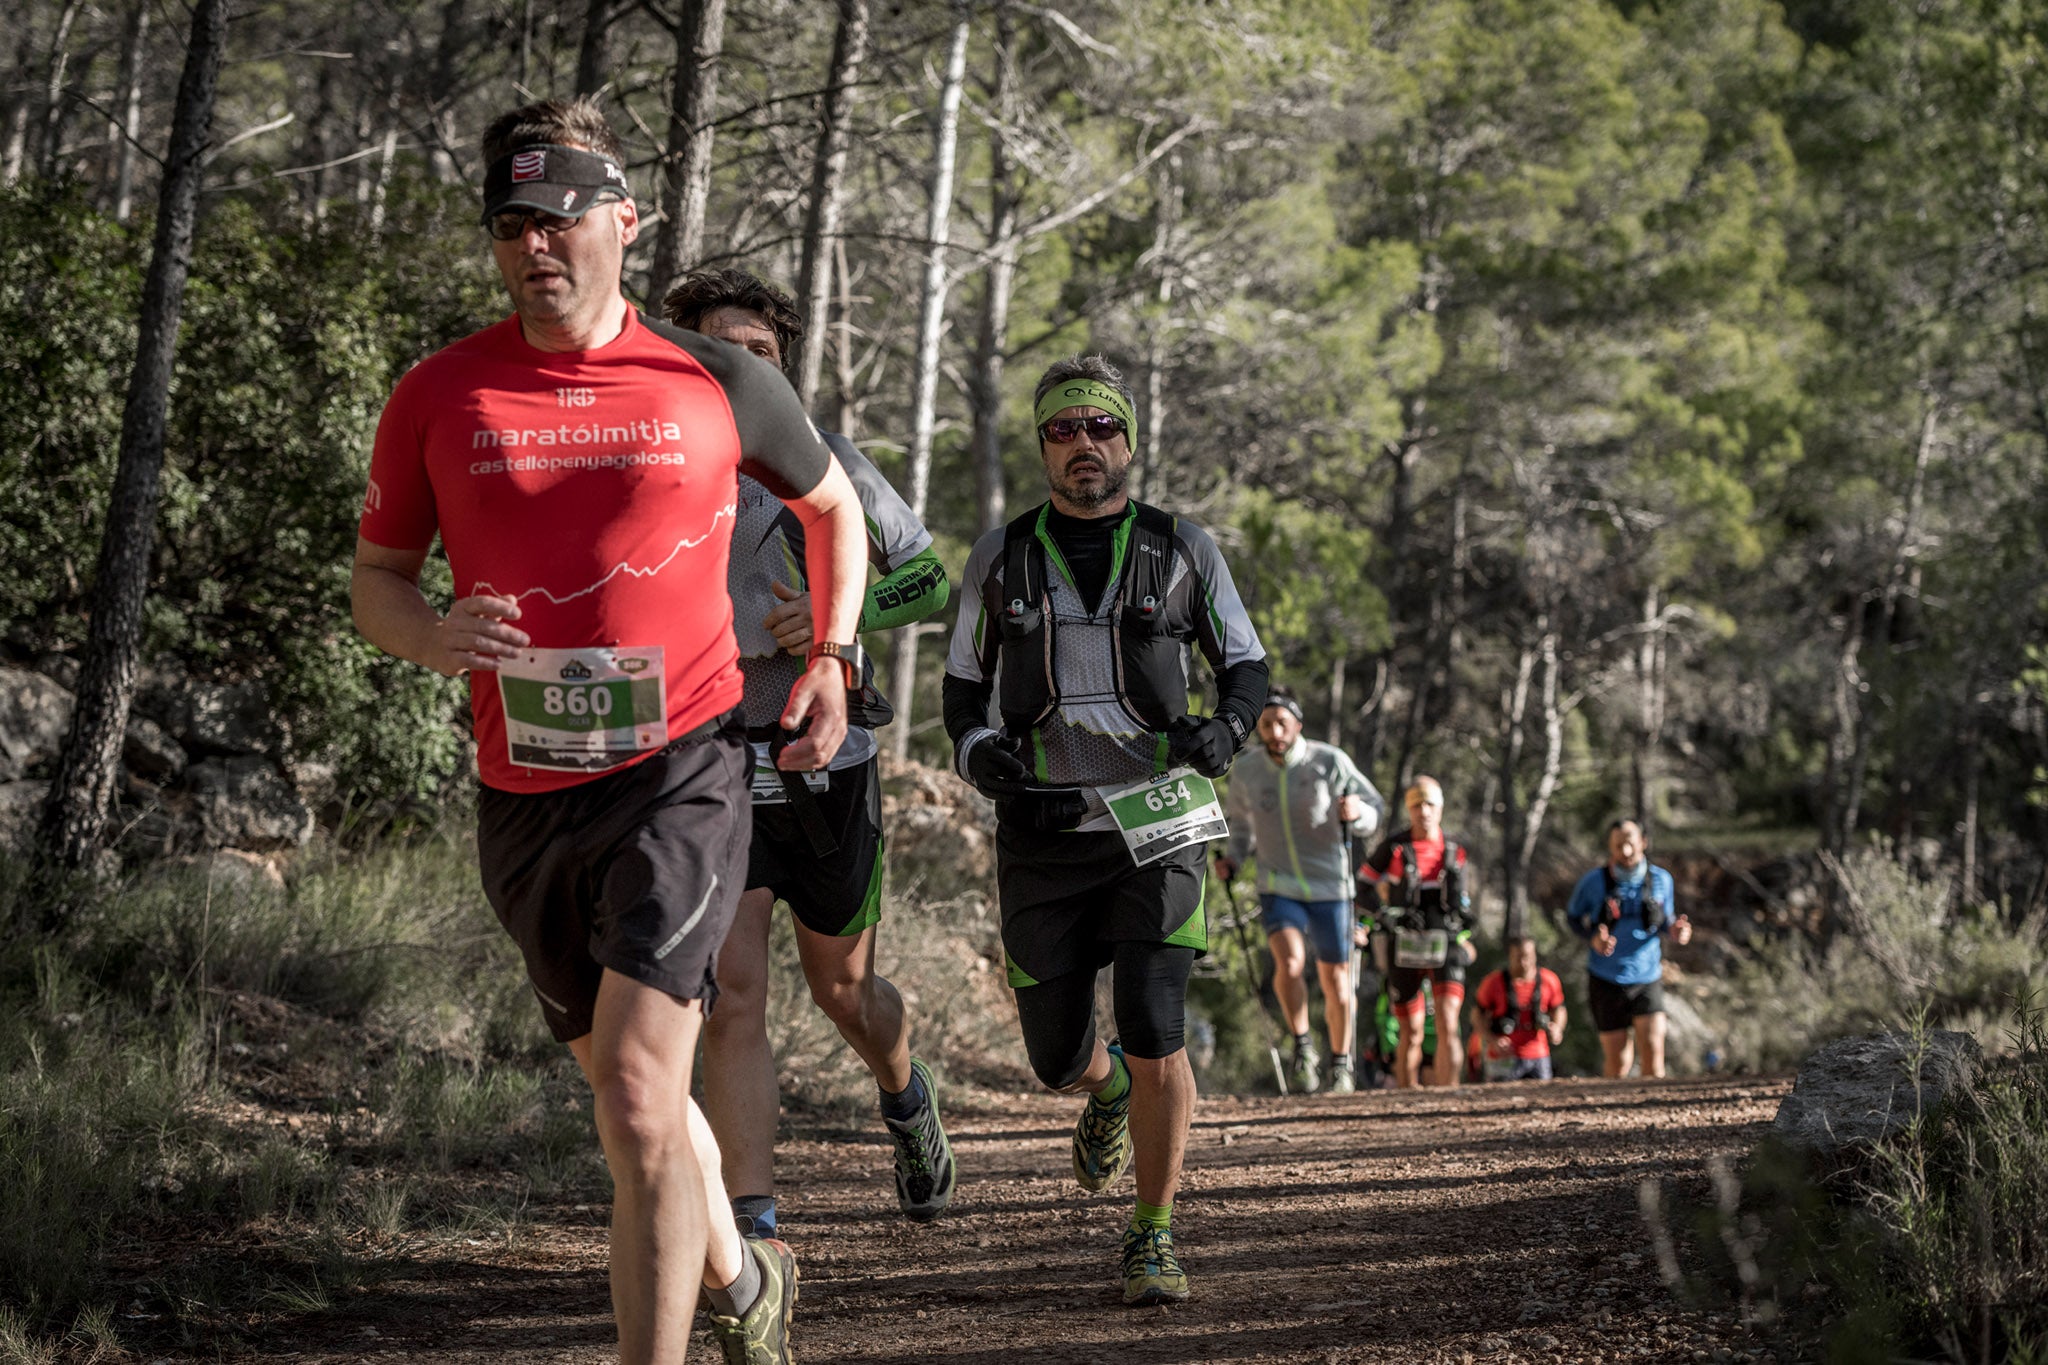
[1222,737,1384,901]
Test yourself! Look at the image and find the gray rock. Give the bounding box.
[185,756,313,851]
[123,712,187,783]
[33,654,80,691]
[0,779,49,856]
[136,664,278,756]
[0,666,74,781]
[1773,1030,1982,1155]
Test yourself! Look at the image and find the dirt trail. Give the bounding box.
[261,1075,1786,1364]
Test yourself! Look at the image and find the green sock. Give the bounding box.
[1095,1050,1131,1104]
[1130,1198,1173,1233]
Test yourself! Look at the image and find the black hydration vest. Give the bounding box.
[995,501,1189,735]
[1382,836,1472,932]
[1598,865,1666,933]
[1489,971,1551,1037]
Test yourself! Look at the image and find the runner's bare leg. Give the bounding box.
[701,887,780,1200]
[1268,926,1311,1038]
[1315,957,1352,1057]
[568,968,744,1364]
[1601,1029,1634,1078]
[1126,1050,1194,1207]
[1430,984,1463,1088]
[1394,1012,1424,1089]
[1635,1012,1668,1078]
[795,921,912,1092]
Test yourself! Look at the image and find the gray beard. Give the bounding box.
[1051,457,1129,510]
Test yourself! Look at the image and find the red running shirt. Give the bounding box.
[361,312,827,794]
[1476,968,1565,1059]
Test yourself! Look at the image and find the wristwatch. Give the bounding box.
[807,639,865,688]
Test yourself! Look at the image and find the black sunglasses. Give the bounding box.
[1038,414,1128,444]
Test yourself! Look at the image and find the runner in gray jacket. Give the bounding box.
[1212,686,1384,1093]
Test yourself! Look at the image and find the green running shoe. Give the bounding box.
[1328,1056,1356,1095]
[1072,1043,1133,1192]
[705,1236,798,1365]
[1120,1224,1189,1306]
[882,1057,957,1222]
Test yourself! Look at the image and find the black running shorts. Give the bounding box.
[745,755,884,937]
[994,824,1207,988]
[1587,974,1666,1033]
[476,712,750,1042]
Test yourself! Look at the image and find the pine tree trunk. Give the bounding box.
[794,0,869,412]
[575,0,619,96]
[886,6,971,759]
[110,0,149,222]
[647,0,727,307]
[36,0,229,907]
[35,0,83,181]
[968,3,1016,536]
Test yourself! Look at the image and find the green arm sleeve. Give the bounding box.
[859,547,950,633]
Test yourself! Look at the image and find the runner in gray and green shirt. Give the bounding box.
[663,271,957,1283]
[1212,685,1384,1094]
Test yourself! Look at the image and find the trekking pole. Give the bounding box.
[1344,829,1364,1070]
[1219,868,1289,1094]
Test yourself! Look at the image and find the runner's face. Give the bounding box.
[1508,940,1536,978]
[1609,821,1645,868]
[1406,788,1443,836]
[1039,404,1132,512]
[1257,706,1301,758]
[491,195,637,333]
[697,306,783,370]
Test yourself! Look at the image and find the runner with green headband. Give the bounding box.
[943,353,1269,1306]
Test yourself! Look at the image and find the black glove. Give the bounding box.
[955,727,1032,797]
[1165,715,1237,779]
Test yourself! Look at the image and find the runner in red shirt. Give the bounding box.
[1358,776,1477,1088]
[351,97,863,1365]
[1472,936,1568,1081]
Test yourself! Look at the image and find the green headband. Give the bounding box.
[1034,379,1137,450]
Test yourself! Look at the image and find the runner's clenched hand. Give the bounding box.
[765,580,813,655]
[1591,923,1618,956]
[434,594,528,676]
[776,658,848,770]
[1337,794,1367,823]
[1212,853,1238,883]
[1671,913,1693,946]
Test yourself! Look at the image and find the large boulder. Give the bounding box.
[123,712,187,783]
[185,756,313,851]
[135,663,278,756]
[1773,1030,1982,1156]
[0,779,48,857]
[0,666,74,781]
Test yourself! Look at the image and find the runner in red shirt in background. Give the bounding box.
[1358,777,1477,1088]
[1472,936,1567,1081]
[351,97,863,1365]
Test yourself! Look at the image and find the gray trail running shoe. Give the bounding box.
[1328,1056,1356,1095]
[1291,1042,1322,1095]
[1120,1224,1190,1305]
[706,1236,798,1365]
[1072,1042,1133,1192]
[882,1057,956,1222]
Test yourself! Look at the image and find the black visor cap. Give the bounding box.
[480,143,631,222]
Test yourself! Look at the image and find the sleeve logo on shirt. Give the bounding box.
[363,478,383,514]
[511,149,546,182]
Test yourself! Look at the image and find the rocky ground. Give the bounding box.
[143,1073,1789,1364]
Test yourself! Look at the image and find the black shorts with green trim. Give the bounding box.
[994,822,1207,988]
[745,755,884,937]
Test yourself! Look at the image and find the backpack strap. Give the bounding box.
[1000,507,1044,623]
[1121,503,1177,620]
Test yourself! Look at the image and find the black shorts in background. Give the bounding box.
[1587,974,1667,1033]
[746,755,884,937]
[476,712,750,1043]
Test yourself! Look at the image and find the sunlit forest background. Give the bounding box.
[3,0,2045,928]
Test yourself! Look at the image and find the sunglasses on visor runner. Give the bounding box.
[486,197,622,241]
[1038,414,1128,444]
